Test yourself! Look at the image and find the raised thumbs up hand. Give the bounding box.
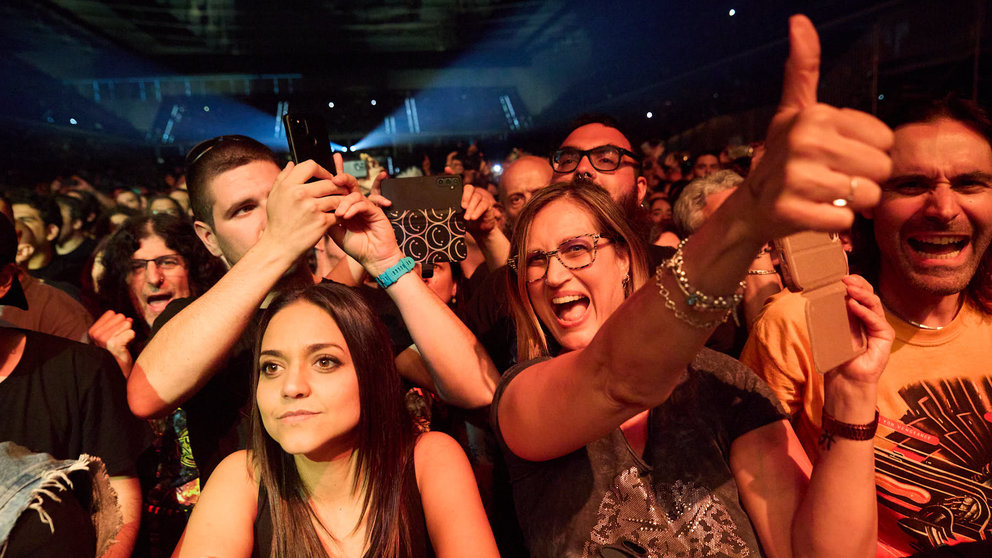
[741,15,893,241]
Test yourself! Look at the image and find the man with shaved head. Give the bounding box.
[499,155,553,232]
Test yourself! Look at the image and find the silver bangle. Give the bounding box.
[655,265,731,329]
[663,239,745,312]
[746,269,777,276]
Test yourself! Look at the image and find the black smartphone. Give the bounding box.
[282,113,335,173]
[379,175,467,265]
[380,175,462,212]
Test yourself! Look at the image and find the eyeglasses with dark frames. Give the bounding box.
[508,233,611,283]
[550,145,642,174]
[129,254,185,276]
[185,135,252,167]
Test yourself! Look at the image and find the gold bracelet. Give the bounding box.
[655,264,731,329]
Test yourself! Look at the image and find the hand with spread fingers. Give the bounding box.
[365,168,393,209]
[739,15,893,242]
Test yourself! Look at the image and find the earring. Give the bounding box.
[622,274,631,296]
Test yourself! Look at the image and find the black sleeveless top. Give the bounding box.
[251,449,435,558]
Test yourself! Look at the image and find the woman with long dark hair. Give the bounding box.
[174,283,498,557]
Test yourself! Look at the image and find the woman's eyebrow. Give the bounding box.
[305,343,343,353]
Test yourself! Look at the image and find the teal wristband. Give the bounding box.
[375,257,416,289]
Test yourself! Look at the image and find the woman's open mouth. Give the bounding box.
[551,294,590,324]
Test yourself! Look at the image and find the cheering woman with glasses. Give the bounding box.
[493,16,897,558]
[496,182,891,558]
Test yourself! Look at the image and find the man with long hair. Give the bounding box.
[742,95,992,554]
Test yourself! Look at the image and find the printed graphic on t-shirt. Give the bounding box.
[874,377,992,551]
[584,467,751,557]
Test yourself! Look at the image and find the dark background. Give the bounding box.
[1,0,989,186]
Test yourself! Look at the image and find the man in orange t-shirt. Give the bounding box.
[742,95,992,556]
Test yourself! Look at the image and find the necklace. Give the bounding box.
[881,300,961,331]
[904,318,944,331]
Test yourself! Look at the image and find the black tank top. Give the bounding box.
[251,450,435,558]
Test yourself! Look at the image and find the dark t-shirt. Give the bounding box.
[150,298,257,485]
[0,328,148,476]
[151,287,412,483]
[491,348,786,558]
[55,237,98,287]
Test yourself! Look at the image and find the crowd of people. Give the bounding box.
[1,15,991,558]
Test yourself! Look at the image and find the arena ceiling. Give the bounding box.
[1,0,989,170]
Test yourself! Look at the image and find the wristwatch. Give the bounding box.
[375,257,416,289]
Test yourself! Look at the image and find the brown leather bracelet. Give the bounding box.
[819,410,878,450]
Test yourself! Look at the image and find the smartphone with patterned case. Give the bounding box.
[380,175,467,264]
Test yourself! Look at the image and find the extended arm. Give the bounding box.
[329,192,499,408]
[498,15,894,462]
[742,247,783,328]
[129,162,346,418]
[731,275,891,558]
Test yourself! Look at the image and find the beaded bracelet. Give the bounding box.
[663,239,745,312]
[655,264,732,329]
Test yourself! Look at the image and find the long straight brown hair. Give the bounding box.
[507,182,651,361]
[248,283,419,557]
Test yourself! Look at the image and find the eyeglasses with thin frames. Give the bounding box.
[550,145,641,174]
[508,233,611,283]
[129,254,185,276]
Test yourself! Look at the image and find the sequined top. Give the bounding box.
[492,348,786,558]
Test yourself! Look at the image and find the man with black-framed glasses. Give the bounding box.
[499,155,553,232]
[465,115,668,375]
[549,115,648,220]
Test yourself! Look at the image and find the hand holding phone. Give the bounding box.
[774,231,867,373]
[379,175,467,265]
[283,113,335,174]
